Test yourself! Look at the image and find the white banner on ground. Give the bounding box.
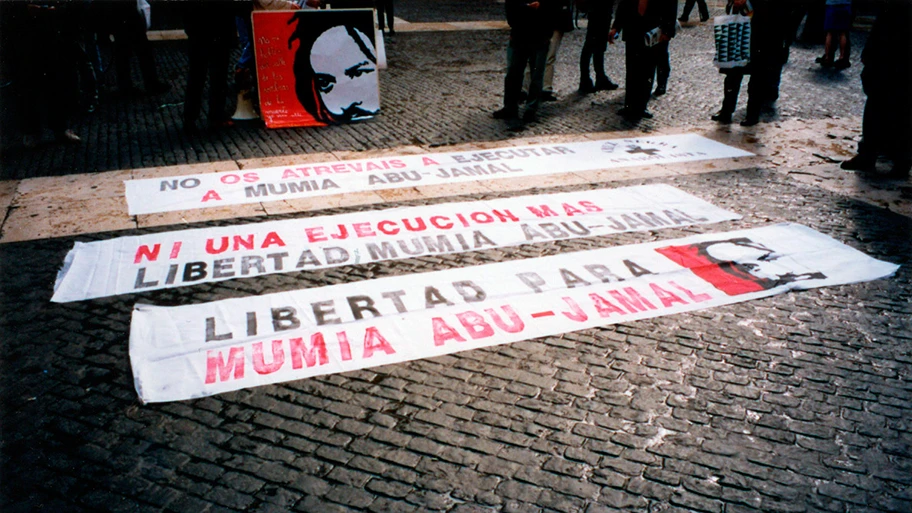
[53,185,739,302]
[130,223,898,403]
[123,134,753,215]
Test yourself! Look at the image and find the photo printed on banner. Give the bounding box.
[54,185,740,302]
[129,223,899,403]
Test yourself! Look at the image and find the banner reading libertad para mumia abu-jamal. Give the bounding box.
[130,223,898,403]
[53,185,739,302]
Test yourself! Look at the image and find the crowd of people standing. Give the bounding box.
[0,0,907,178]
[493,0,909,177]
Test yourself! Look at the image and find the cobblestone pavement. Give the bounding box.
[2,1,911,513]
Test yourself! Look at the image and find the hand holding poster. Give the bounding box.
[129,224,898,403]
[254,9,380,128]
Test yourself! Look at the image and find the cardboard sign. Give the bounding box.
[254,9,379,128]
[123,134,754,215]
[53,185,739,302]
[129,223,898,403]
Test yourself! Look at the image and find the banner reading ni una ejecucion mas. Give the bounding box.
[130,223,898,403]
[123,134,753,215]
[53,185,739,302]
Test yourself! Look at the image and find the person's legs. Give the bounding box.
[654,41,670,95]
[679,0,696,21]
[593,47,616,89]
[184,38,208,129]
[742,68,767,126]
[696,0,710,21]
[495,43,525,118]
[622,40,654,118]
[523,44,548,121]
[542,31,562,95]
[207,47,230,127]
[713,71,742,123]
[579,40,594,92]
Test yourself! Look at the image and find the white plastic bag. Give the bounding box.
[713,14,751,69]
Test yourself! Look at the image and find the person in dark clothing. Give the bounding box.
[7,1,83,147]
[376,0,394,35]
[678,0,709,22]
[493,0,556,123]
[840,1,912,179]
[578,0,619,94]
[96,0,169,96]
[711,0,789,126]
[183,1,241,132]
[609,0,678,120]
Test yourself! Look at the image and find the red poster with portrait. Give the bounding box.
[252,9,380,128]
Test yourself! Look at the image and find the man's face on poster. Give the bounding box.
[705,242,784,281]
[310,25,378,120]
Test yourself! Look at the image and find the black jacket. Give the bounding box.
[506,0,557,47]
[612,0,677,41]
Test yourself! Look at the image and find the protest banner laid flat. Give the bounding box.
[253,9,380,128]
[53,185,739,302]
[123,134,754,215]
[130,223,898,403]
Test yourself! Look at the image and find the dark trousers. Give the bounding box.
[655,40,670,89]
[15,39,78,135]
[859,90,912,165]
[719,70,762,119]
[184,38,230,126]
[113,17,160,91]
[580,38,608,85]
[377,0,394,33]
[680,0,709,20]
[624,38,658,113]
[504,41,548,113]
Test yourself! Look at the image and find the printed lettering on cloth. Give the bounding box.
[253,9,380,128]
[129,223,898,403]
[52,185,738,302]
[123,134,753,215]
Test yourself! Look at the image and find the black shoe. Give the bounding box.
[740,116,760,127]
[578,81,596,94]
[594,79,619,91]
[816,56,833,67]
[678,16,688,22]
[840,155,876,172]
[619,107,651,120]
[522,109,537,123]
[700,15,709,22]
[653,86,667,96]
[711,111,733,124]
[492,107,518,120]
[541,92,558,102]
[834,59,851,70]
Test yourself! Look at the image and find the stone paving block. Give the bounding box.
[1,196,134,242]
